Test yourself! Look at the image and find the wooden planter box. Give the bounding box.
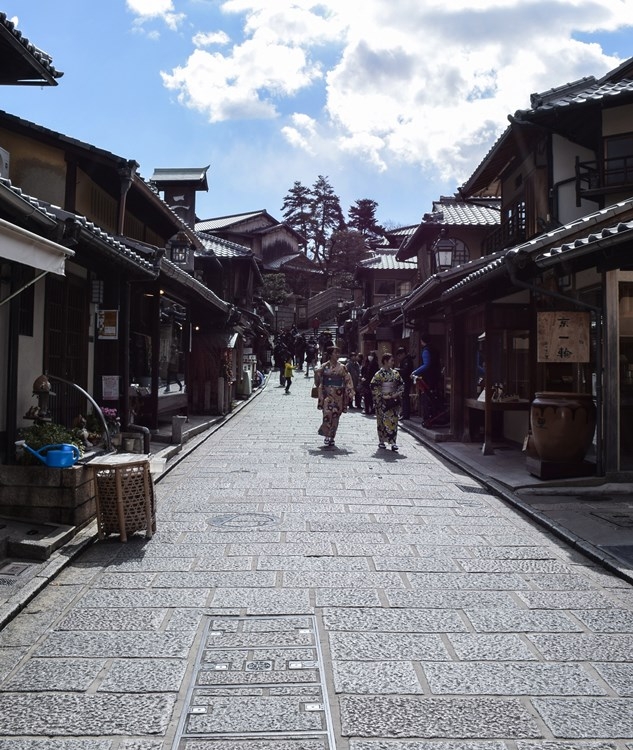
[0,464,96,528]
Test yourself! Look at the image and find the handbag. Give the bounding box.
[311,386,319,398]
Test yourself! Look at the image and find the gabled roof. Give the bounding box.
[0,12,63,86]
[358,248,417,271]
[397,196,500,261]
[262,252,319,273]
[197,232,253,259]
[196,210,275,233]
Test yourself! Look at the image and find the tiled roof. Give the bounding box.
[535,219,633,267]
[262,253,318,272]
[424,197,500,227]
[0,177,58,226]
[442,198,633,301]
[196,232,252,259]
[160,258,229,313]
[359,249,417,271]
[48,205,157,275]
[195,211,272,232]
[0,177,155,275]
[516,78,633,118]
[0,12,63,85]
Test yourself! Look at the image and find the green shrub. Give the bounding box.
[17,422,85,466]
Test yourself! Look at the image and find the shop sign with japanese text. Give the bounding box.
[537,311,590,363]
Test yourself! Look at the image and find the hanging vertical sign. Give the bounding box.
[97,309,119,340]
[537,311,590,363]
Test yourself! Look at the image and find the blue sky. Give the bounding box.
[2,1,633,229]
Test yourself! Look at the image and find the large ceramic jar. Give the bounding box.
[530,391,596,463]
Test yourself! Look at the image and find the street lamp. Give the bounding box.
[168,231,194,272]
[433,230,455,272]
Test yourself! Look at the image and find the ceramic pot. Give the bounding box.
[530,391,596,463]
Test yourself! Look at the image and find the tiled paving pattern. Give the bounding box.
[1,374,633,748]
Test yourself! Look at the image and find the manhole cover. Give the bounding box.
[209,512,278,529]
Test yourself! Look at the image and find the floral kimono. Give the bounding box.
[317,361,354,441]
[371,367,404,446]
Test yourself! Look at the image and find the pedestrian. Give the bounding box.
[294,333,306,371]
[412,333,440,425]
[273,340,289,386]
[283,356,294,393]
[316,345,354,447]
[305,338,318,378]
[360,350,379,414]
[395,346,414,420]
[371,352,405,451]
[346,352,362,409]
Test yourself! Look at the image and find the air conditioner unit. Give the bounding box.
[0,147,9,179]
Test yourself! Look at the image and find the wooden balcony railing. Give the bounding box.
[576,154,633,204]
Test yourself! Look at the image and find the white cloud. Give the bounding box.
[158,0,632,184]
[126,0,185,31]
[193,30,232,47]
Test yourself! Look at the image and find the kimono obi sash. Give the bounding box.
[323,375,344,387]
[381,381,396,396]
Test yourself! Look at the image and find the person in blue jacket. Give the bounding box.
[412,334,440,423]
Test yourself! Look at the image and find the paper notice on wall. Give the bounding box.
[102,375,119,400]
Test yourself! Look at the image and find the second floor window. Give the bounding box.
[604,134,633,187]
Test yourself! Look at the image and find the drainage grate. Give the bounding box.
[456,484,489,495]
[0,562,34,576]
[172,615,336,749]
[0,577,16,586]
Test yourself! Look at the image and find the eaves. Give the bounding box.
[159,258,229,313]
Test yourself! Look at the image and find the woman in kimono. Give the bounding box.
[371,352,405,451]
[316,345,354,447]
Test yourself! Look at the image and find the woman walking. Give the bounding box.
[316,345,354,447]
[371,352,405,451]
[360,350,379,414]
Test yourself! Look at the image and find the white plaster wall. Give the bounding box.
[552,134,595,224]
[603,104,633,137]
[16,278,46,429]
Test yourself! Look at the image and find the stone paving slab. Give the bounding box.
[339,696,541,738]
[0,693,176,735]
[422,661,608,695]
[533,697,633,738]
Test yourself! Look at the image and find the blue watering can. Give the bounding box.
[16,441,80,468]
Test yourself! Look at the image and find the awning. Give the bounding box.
[0,217,73,275]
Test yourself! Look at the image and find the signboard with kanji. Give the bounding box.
[537,311,590,363]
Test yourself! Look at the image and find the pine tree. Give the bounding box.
[311,175,346,271]
[281,181,312,254]
[348,198,384,238]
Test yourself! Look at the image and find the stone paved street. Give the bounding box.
[2,373,633,748]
